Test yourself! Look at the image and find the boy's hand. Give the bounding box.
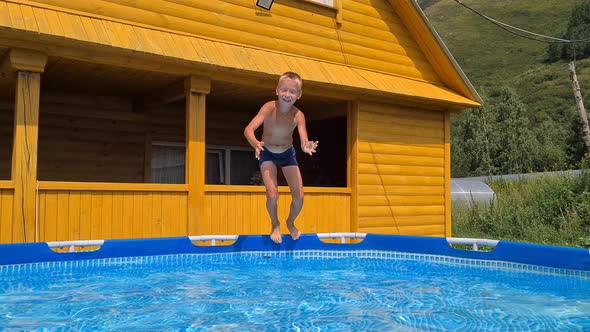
[255,141,264,160]
[303,141,319,156]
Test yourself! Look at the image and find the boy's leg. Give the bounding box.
[282,165,303,240]
[260,161,282,243]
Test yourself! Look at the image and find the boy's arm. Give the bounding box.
[296,111,318,155]
[244,103,269,159]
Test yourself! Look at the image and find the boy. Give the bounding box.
[244,72,318,244]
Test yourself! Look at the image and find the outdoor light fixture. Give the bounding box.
[256,0,274,10]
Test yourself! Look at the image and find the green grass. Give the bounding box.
[421,0,578,88]
[452,172,590,248]
[421,0,585,127]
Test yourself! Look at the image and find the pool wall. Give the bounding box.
[0,234,588,271]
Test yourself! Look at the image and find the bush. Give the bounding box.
[452,171,590,248]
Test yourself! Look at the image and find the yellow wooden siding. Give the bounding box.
[357,101,446,236]
[203,188,351,235]
[0,183,14,243]
[0,0,480,108]
[37,185,189,241]
[21,0,436,82]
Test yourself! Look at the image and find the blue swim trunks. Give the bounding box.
[259,146,298,167]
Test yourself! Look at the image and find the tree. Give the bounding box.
[452,87,542,177]
[546,1,590,62]
[490,88,538,174]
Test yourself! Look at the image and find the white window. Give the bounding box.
[309,0,333,5]
[150,142,258,185]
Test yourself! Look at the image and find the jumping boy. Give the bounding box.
[244,72,318,244]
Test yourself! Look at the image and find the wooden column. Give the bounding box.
[348,101,359,233]
[3,49,47,243]
[444,111,452,237]
[185,76,210,235]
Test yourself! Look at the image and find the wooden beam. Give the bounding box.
[11,72,42,243]
[1,48,47,79]
[348,101,359,233]
[141,80,185,107]
[444,111,452,237]
[185,75,210,235]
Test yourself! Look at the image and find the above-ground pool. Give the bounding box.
[0,234,588,331]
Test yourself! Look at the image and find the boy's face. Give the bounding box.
[276,78,302,104]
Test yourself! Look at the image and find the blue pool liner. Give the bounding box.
[0,234,588,271]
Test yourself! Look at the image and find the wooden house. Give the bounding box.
[0,0,481,244]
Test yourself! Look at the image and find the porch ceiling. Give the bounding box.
[0,55,342,109]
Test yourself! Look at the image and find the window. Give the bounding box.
[151,142,185,184]
[308,0,333,5]
[150,142,259,185]
[206,146,260,185]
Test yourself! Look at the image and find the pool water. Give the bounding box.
[0,251,588,331]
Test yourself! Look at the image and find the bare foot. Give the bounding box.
[287,223,301,240]
[270,225,282,244]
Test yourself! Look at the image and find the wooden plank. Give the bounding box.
[12,72,42,242]
[358,153,444,168]
[0,190,13,243]
[141,192,152,237]
[210,193,220,234]
[56,12,77,39]
[101,192,113,239]
[358,174,444,186]
[121,192,134,238]
[19,4,39,32]
[38,193,46,242]
[358,205,444,218]
[68,191,81,240]
[44,191,58,241]
[151,192,162,236]
[32,7,51,35]
[79,16,100,44]
[44,8,65,36]
[358,195,444,206]
[0,2,11,27]
[90,192,102,239]
[90,18,112,45]
[132,192,143,238]
[110,192,124,238]
[358,142,444,158]
[358,184,444,196]
[233,193,243,235]
[202,194,212,235]
[56,191,69,241]
[7,3,25,30]
[444,111,452,237]
[68,14,89,41]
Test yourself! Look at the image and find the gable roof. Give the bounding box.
[0,0,480,109]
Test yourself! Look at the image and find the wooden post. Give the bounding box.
[185,76,210,235]
[348,101,359,233]
[569,62,590,154]
[444,111,452,237]
[3,49,47,243]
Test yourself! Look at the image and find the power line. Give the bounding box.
[452,0,590,44]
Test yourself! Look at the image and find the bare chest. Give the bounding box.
[265,110,296,131]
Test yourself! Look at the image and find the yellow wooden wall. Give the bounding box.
[21,0,440,84]
[203,187,351,236]
[37,183,188,241]
[0,182,14,243]
[356,101,447,236]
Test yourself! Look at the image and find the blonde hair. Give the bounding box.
[278,71,303,92]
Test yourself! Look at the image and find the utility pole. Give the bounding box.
[569,61,590,154]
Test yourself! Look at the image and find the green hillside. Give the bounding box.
[418,0,590,176]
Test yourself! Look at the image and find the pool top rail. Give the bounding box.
[0,234,588,271]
